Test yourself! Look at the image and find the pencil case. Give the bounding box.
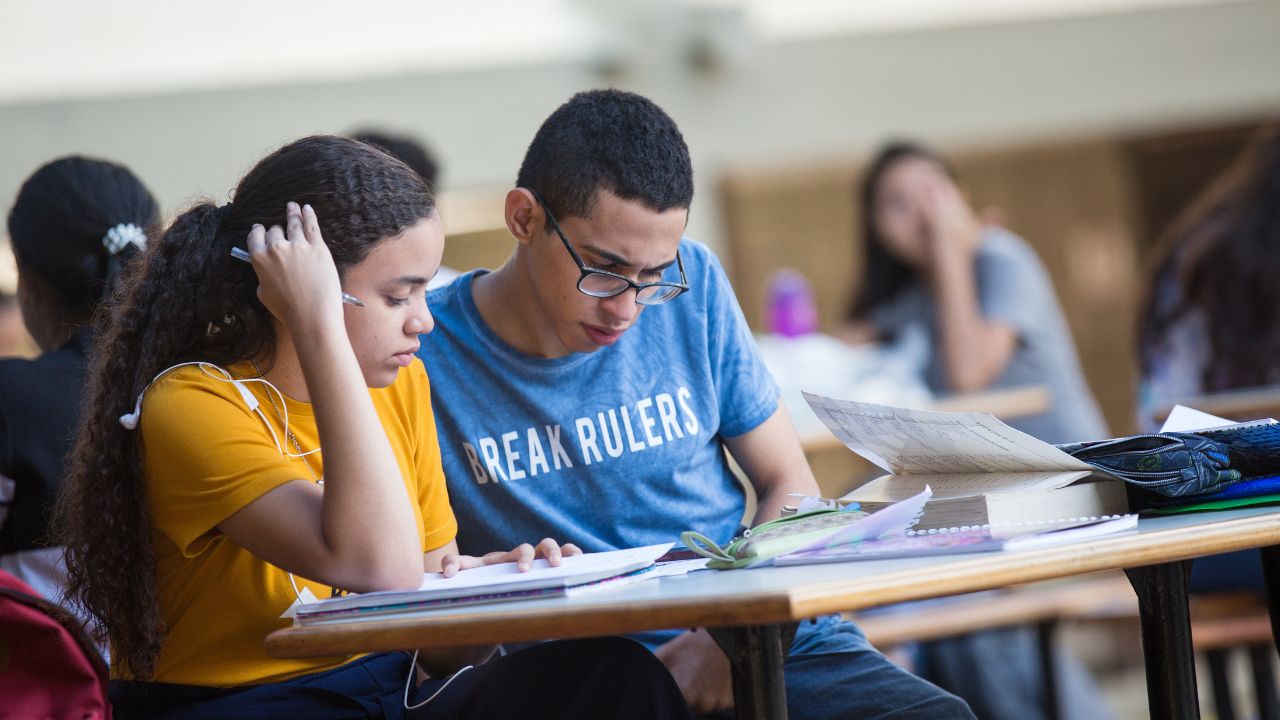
[1059,432,1240,497]
[682,508,869,570]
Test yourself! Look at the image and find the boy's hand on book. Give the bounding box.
[439,538,583,577]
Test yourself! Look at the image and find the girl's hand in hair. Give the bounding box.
[245,202,344,333]
[437,538,583,577]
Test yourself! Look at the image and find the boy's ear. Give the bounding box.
[504,188,542,247]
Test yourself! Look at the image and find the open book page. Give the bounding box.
[803,393,1092,475]
[301,543,672,614]
[844,470,1094,502]
[1160,405,1236,433]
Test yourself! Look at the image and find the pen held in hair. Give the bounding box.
[228,246,365,307]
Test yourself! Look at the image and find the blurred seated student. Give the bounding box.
[1137,125,1280,597]
[0,243,37,357]
[840,141,1108,445]
[351,128,459,289]
[1,158,157,638]
[52,135,693,720]
[351,129,440,190]
[840,141,1114,720]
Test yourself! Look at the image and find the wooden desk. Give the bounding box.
[268,506,1280,720]
[1151,385,1280,425]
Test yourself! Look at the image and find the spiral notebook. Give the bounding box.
[773,513,1137,565]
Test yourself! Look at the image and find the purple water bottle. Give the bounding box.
[765,268,818,338]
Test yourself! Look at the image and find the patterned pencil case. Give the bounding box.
[1059,432,1242,498]
[682,508,870,570]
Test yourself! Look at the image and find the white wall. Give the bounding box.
[1,0,1278,255]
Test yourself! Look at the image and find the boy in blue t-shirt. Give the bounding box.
[418,89,973,719]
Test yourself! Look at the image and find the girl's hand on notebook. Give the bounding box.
[439,538,583,577]
[245,202,344,334]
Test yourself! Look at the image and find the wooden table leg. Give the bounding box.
[1125,561,1200,720]
[708,624,793,720]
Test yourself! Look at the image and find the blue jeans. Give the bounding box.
[1190,549,1264,596]
[915,626,1115,720]
[705,615,974,720]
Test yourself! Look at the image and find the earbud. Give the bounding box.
[117,362,258,432]
[114,363,300,461]
[233,379,259,412]
[119,394,144,429]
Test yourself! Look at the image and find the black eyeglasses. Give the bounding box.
[531,192,689,306]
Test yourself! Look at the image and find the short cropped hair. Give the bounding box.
[516,89,693,225]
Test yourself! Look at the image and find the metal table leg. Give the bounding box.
[1037,619,1062,720]
[1206,649,1236,720]
[1249,644,1279,720]
[1261,545,1280,659]
[709,623,794,720]
[1125,561,1200,719]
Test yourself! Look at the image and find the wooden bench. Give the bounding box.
[849,573,1278,720]
[1191,592,1278,720]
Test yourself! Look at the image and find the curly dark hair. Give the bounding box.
[1138,125,1280,391]
[51,135,435,679]
[515,89,693,227]
[846,141,958,323]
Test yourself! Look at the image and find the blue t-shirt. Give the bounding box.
[417,239,779,557]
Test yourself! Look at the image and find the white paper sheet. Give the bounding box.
[792,487,933,553]
[802,392,1092,475]
[846,471,1093,501]
[1159,405,1236,433]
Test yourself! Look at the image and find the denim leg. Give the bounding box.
[779,616,974,720]
[915,627,1116,720]
[1189,549,1264,595]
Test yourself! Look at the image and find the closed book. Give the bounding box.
[847,473,1128,532]
[773,514,1137,565]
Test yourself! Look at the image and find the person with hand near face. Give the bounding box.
[842,142,1114,720]
[52,135,693,720]
[419,90,975,719]
[843,141,1107,445]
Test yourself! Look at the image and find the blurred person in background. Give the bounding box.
[841,141,1114,720]
[0,243,36,357]
[842,141,1107,445]
[352,128,458,290]
[1137,124,1280,596]
[351,128,440,189]
[1,156,158,636]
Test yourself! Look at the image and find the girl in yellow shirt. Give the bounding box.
[53,135,691,719]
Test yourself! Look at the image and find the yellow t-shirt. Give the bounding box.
[119,360,457,685]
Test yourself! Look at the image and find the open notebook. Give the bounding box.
[294,543,673,625]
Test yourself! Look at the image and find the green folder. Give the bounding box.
[1146,493,1280,515]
